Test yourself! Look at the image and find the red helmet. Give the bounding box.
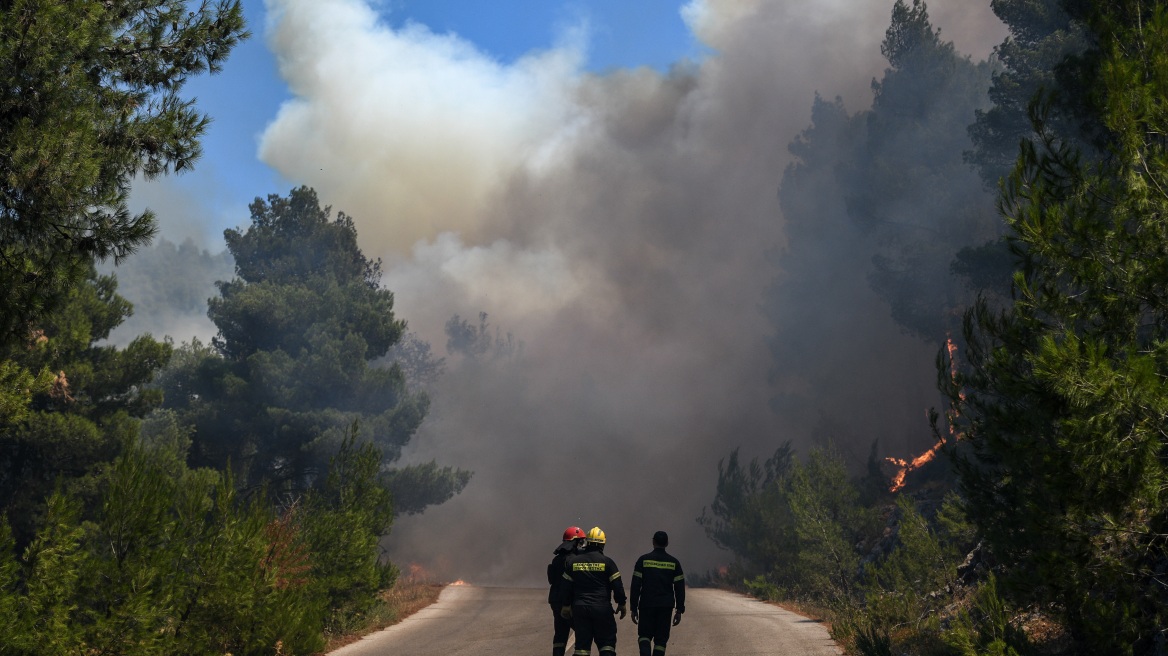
[563,526,586,541]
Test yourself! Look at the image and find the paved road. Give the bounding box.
[330,585,841,656]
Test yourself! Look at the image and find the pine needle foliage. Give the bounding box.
[301,427,399,636]
[0,0,246,345]
[159,186,468,513]
[942,575,1032,656]
[0,265,172,548]
[699,443,882,613]
[945,3,1168,651]
[0,413,406,655]
[861,494,972,633]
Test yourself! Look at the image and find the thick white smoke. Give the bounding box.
[260,0,587,251]
[257,0,1005,583]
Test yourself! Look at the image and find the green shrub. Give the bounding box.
[3,493,88,656]
[862,494,972,633]
[301,428,398,635]
[943,575,1031,656]
[854,622,893,656]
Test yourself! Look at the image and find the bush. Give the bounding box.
[861,494,972,633]
[301,427,399,635]
[943,575,1031,656]
[854,622,894,656]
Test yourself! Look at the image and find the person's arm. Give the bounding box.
[560,560,575,608]
[630,557,643,609]
[610,559,627,618]
[610,559,627,605]
[673,558,686,613]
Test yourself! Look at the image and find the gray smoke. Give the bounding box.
[123,0,1007,584]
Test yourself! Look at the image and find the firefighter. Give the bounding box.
[560,526,627,656]
[629,531,685,656]
[549,526,588,656]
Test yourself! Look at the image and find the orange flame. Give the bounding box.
[884,335,964,492]
[885,435,945,492]
[450,579,467,586]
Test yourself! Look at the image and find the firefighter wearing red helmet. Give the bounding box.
[549,526,588,656]
[560,526,627,656]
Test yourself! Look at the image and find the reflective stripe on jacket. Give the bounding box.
[561,547,627,608]
[630,548,685,612]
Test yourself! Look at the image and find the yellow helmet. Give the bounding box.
[587,526,606,545]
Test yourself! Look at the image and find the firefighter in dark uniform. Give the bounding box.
[629,531,685,656]
[560,526,627,656]
[549,526,587,656]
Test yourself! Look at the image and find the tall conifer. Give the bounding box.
[948,4,1168,649]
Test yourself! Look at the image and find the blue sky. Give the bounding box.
[170,0,699,242]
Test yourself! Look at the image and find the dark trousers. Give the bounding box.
[636,607,673,656]
[571,604,618,655]
[551,604,573,656]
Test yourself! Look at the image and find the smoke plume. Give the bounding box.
[250,0,1007,583]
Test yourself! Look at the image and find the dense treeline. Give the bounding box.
[0,420,393,655]
[950,0,1168,648]
[716,1,1168,655]
[700,444,982,651]
[0,3,467,654]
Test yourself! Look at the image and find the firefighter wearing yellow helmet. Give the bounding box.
[561,526,627,656]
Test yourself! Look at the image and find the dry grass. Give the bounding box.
[1015,609,1075,655]
[321,577,446,653]
[769,598,834,632]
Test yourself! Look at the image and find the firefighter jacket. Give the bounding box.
[630,547,685,612]
[561,546,627,608]
[547,547,573,605]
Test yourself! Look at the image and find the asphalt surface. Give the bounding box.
[330,585,842,656]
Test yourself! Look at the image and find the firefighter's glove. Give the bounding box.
[672,610,682,626]
[631,608,639,625]
[561,606,572,620]
[615,603,626,620]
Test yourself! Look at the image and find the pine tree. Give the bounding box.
[161,187,470,511]
[301,430,398,633]
[966,0,1091,186]
[0,0,246,347]
[855,0,999,341]
[947,4,1168,651]
[6,492,89,655]
[787,448,875,608]
[0,265,172,548]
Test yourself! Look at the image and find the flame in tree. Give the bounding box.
[884,336,964,492]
